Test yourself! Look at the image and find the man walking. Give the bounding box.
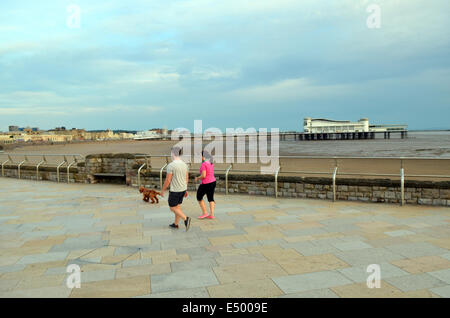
[160,147,191,231]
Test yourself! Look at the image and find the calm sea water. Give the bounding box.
[278,131,450,157]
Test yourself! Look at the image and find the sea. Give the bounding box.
[278,131,450,158]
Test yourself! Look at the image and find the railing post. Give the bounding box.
[56,160,66,183]
[275,166,281,198]
[225,164,233,195]
[400,159,405,206]
[36,156,46,181]
[400,168,405,206]
[17,158,27,179]
[160,163,168,190]
[66,161,76,184]
[1,157,10,177]
[332,166,338,202]
[137,162,147,188]
[146,156,151,173]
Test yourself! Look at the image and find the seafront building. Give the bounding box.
[134,128,169,140]
[0,126,135,146]
[303,117,407,133]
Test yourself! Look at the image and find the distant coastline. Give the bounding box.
[408,129,450,132]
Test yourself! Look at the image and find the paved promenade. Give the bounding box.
[0,178,449,298]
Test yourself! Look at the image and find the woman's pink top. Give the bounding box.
[200,161,216,184]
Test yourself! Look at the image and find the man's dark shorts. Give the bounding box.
[168,191,186,207]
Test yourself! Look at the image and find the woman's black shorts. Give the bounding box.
[196,181,216,202]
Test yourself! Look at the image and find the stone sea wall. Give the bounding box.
[1,153,449,207]
[132,171,450,206]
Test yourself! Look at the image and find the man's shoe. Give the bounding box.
[169,223,179,229]
[184,217,191,231]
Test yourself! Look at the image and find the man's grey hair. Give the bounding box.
[171,147,182,157]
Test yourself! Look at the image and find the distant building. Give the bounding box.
[134,130,162,140]
[303,118,407,133]
[304,118,369,133]
[8,125,19,132]
[0,135,15,144]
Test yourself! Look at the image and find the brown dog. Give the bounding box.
[139,186,161,204]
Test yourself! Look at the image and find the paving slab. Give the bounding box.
[207,279,283,298]
[272,270,352,294]
[385,273,447,292]
[137,287,210,298]
[70,275,150,298]
[331,281,404,298]
[428,269,450,284]
[213,261,288,284]
[16,252,69,265]
[278,288,339,298]
[391,256,450,274]
[332,241,373,251]
[333,248,405,266]
[430,285,450,298]
[115,263,171,279]
[384,230,416,237]
[151,268,219,293]
[385,242,448,258]
[171,258,218,272]
[338,262,408,283]
[0,286,72,298]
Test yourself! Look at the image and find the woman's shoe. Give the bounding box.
[206,215,215,219]
[198,214,209,219]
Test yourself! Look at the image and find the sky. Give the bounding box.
[0,0,449,132]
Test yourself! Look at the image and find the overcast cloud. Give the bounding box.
[0,0,449,131]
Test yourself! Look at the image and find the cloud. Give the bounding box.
[0,89,162,116]
[0,0,449,130]
[229,78,351,103]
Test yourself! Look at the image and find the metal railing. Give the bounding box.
[2,153,449,206]
[133,154,450,206]
[0,153,84,183]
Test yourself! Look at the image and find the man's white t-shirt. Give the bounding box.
[166,159,188,192]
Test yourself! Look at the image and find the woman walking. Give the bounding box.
[195,150,216,219]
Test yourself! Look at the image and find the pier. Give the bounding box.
[174,130,408,141]
[280,130,408,141]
